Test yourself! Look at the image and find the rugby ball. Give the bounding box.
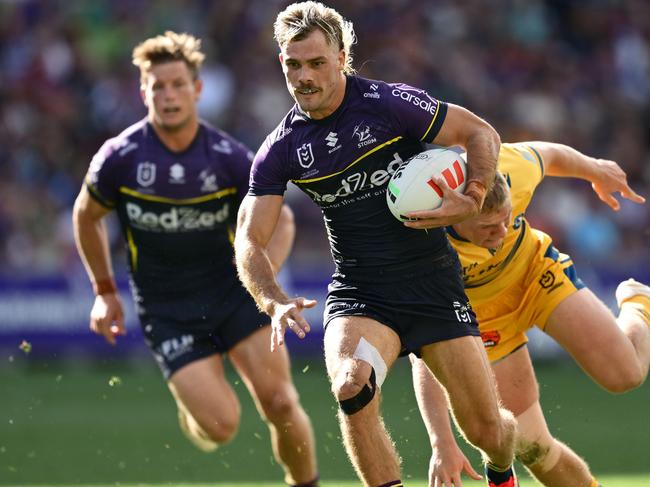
[386,148,467,221]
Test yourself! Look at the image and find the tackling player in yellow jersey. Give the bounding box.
[411,141,649,487]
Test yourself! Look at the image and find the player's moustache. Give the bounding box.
[296,84,319,93]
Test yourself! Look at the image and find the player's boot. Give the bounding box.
[485,463,518,487]
[616,278,650,324]
[177,409,218,452]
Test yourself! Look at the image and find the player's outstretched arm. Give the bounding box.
[266,204,296,274]
[410,355,482,486]
[72,185,125,345]
[235,195,315,351]
[528,141,646,211]
[405,104,500,229]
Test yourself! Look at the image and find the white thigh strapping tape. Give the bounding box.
[352,336,388,388]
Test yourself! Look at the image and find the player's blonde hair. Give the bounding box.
[274,1,357,74]
[132,31,205,84]
[482,171,510,214]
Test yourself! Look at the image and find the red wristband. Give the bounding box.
[93,278,117,296]
[465,179,487,210]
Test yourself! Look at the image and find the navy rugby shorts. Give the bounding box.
[139,285,269,379]
[324,254,480,355]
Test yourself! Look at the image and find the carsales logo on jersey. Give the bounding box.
[391,89,437,115]
[126,202,230,231]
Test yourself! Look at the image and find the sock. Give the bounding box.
[378,481,403,487]
[621,296,650,326]
[290,475,319,487]
[485,463,517,486]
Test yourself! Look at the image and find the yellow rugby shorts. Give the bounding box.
[473,243,584,362]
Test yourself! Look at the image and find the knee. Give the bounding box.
[331,359,373,402]
[462,408,515,454]
[199,406,241,444]
[179,405,240,446]
[257,384,300,424]
[599,364,644,394]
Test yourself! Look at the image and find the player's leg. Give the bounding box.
[229,325,318,486]
[493,346,599,487]
[616,279,650,381]
[141,312,241,451]
[167,354,241,450]
[420,336,517,483]
[324,316,402,487]
[545,286,650,393]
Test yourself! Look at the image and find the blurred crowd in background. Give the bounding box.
[1,0,648,280]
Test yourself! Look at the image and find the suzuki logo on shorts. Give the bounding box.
[297,143,315,168]
[126,202,230,232]
[426,160,465,197]
[304,152,404,204]
[136,162,156,187]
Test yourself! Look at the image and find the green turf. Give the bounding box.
[1,351,649,485]
[5,478,650,487]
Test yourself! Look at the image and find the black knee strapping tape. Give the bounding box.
[339,368,376,415]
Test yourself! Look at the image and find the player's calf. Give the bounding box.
[515,436,560,473]
[515,402,600,486]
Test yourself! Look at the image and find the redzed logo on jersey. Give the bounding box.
[481,330,501,348]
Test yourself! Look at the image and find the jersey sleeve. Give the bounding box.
[225,138,256,203]
[85,138,122,208]
[517,143,545,180]
[248,137,290,197]
[385,83,448,144]
[498,142,545,212]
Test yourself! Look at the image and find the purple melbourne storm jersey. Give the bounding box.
[86,119,253,300]
[250,75,454,279]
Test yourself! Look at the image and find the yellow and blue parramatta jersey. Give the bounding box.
[446,143,546,305]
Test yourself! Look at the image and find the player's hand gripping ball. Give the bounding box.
[386,148,467,221]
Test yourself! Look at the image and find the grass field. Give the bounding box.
[6,479,650,487]
[2,349,649,486]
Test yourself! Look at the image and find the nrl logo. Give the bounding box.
[296,142,315,168]
[136,161,156,187]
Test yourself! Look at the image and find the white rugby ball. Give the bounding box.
[386,148,467,221]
